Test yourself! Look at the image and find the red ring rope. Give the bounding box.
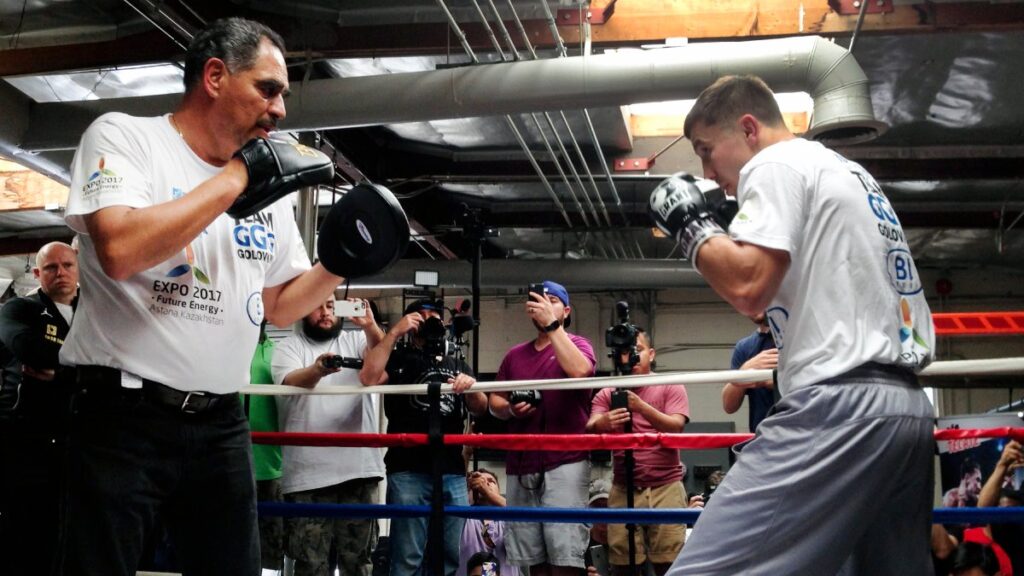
[252,427,1024,450]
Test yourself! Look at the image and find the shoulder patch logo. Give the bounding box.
[87,156,117,182]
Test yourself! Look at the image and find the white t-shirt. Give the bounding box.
[728,138,934,393]
[60,112,311,393]
[54,302,74,326]
[271,329,384,494]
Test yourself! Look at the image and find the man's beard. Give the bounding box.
[302,318,343,342]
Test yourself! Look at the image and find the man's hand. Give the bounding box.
[624,390,649,412]
[391,312,424,338]
[21,365,55,382]
[448,372,476,394]
[687,494,705,508]
[999,440,1024,471]
[510,401,537,419]
[315,353,342,377]
[468,471,502,505]
[594,408,631,433]
[347,298,375,329]
[526,291,558,327]
[741,348,778,371]
[735,348,778,389]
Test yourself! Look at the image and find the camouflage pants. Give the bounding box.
[258,478,285,571]
[284,477,380,576]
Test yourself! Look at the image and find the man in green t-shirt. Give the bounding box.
[247,321,284,572]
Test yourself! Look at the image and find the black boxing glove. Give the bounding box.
[648,172,735,266]
[227,138,334,219]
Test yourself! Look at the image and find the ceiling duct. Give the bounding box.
[19,35,884,162]
[258,35,888,145]
[350,259,705,290]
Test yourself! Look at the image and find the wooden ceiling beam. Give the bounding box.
[557,0,1024,44]
[5,2,1024,77]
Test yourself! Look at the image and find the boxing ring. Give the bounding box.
[244,356,1024,531]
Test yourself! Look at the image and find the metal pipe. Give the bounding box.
[529,113,589,226]
[436,0,480,63]
[502,1,603,233]
[537,0,567,57]
[506,0,537,59]
[535,1,634,256]
[486,0,521,60]
[560,111,612,226]
[541,112,600,225]
[441,0,571,231]
[506,116,573,227]
[584,107,626,219]
[469,0,508,60]
[120,0,192,49]
[504,15,614,235]
[848,0,871,53]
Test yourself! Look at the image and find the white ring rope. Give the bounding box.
[239,356,1024,397]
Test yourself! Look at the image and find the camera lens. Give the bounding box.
[421,316,446,341]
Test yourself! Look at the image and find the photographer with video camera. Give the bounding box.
[271,296,384,576]
[588,306,691,576]
[490,281,596,576]
[359,298,488,576]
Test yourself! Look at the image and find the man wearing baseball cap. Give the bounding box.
[490,280,596,576]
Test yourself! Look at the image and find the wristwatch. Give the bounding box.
[542,319,561,333]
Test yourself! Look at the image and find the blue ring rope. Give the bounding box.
[258,502,1024,526]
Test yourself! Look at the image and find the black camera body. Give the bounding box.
[323,355,364,370]
[606,301,640,374]
[605,323,639,353]
[419,316,452,357]
[508,389,542,407]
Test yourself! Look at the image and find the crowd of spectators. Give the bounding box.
[2,266,1020,576]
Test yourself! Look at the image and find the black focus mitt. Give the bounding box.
[317,182,409,279]
[227,138,334,219]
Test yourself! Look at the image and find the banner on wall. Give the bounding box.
[937,412,1024,508]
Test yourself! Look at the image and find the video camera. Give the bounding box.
[508,389,542,407]
[419,315,452,358]
[400,293,480,365]
[323,355,364,370]
[605,301,640,374]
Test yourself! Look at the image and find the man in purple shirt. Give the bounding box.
[490,281,596,576]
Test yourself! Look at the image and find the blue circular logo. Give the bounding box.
[246,292,264,326]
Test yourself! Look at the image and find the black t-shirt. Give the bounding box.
[384,344,473,475]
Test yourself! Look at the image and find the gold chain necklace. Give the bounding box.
[168,114,188,146]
